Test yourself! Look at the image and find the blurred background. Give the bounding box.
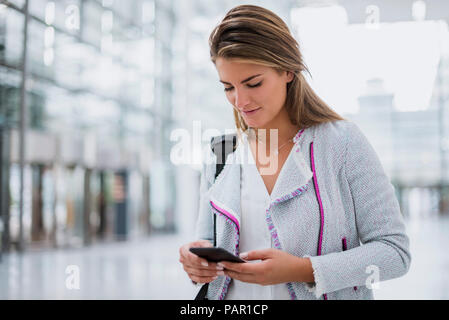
[0,0,448,299]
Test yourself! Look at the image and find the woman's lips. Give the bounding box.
[242,107,261,116]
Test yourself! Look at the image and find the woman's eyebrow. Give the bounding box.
[219,74,263,85]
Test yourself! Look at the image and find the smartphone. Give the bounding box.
[189,247,246,263]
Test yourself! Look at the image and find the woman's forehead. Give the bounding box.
[215,58,272,79]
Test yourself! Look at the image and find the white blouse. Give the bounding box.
[225,132,292,300]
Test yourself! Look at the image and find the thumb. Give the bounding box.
[240,249,273,261]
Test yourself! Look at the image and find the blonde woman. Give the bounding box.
[179,5,411,300]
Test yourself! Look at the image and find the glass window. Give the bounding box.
[29,0,80,34]
[53,32,83,90]
[1,0,173,248]
[7,0,26,10]
[27,19,47,75]
[29,0,49,20]
[0,5,24,67]
[82,0,103,47]
[0,66,22,128]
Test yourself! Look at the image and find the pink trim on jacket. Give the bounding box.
[310,142,328,300]
[210,201,240,233]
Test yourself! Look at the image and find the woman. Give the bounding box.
[178,4,411,300]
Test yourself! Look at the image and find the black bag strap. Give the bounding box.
[212,134,237,178]
[210,134,237,247]
[194,133,237,301]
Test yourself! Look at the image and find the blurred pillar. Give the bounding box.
[153,0,176,231]
[439,185,449,216]
[114,170,128,240]
[98,171,107,239]
[0,129,11,256]
[140,173,151,236]
[31,164,44,243]
[18,0,29,252]
[83,168,92,246]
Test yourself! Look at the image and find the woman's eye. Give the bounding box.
[247,81,262,88]
[224,82,262,92]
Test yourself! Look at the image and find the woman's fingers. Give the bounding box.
[181,260,224,275]
[179,241,225,285]
[183,265,225,278]
[179,241,214,268]
[188,253,211,268]
[179,255,222,271]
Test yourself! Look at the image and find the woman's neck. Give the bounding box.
[251,112,300,150]
[251,127,297,151]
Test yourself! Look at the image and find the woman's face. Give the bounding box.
[215,57,293,129]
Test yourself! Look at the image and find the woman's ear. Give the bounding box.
[286,71,294,83]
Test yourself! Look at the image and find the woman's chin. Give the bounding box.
[244,119,266,129]
[242,115,266,128]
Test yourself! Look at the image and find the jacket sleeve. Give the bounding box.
[305,121,411,298]
[194,146,216,242]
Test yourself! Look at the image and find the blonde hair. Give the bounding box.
[209,5,344,133]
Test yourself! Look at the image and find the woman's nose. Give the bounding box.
[234,89,251,109]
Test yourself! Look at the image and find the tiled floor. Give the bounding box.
[0,216,448,300]
[0,233,198,300]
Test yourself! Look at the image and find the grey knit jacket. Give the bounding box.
[195,120,411,300]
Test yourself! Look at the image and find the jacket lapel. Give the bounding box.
[269,142,313,203]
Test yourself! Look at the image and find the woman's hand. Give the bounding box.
[179,240,225,284]
[218,248,314,285]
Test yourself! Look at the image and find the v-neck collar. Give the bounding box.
[243,132,295,199]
